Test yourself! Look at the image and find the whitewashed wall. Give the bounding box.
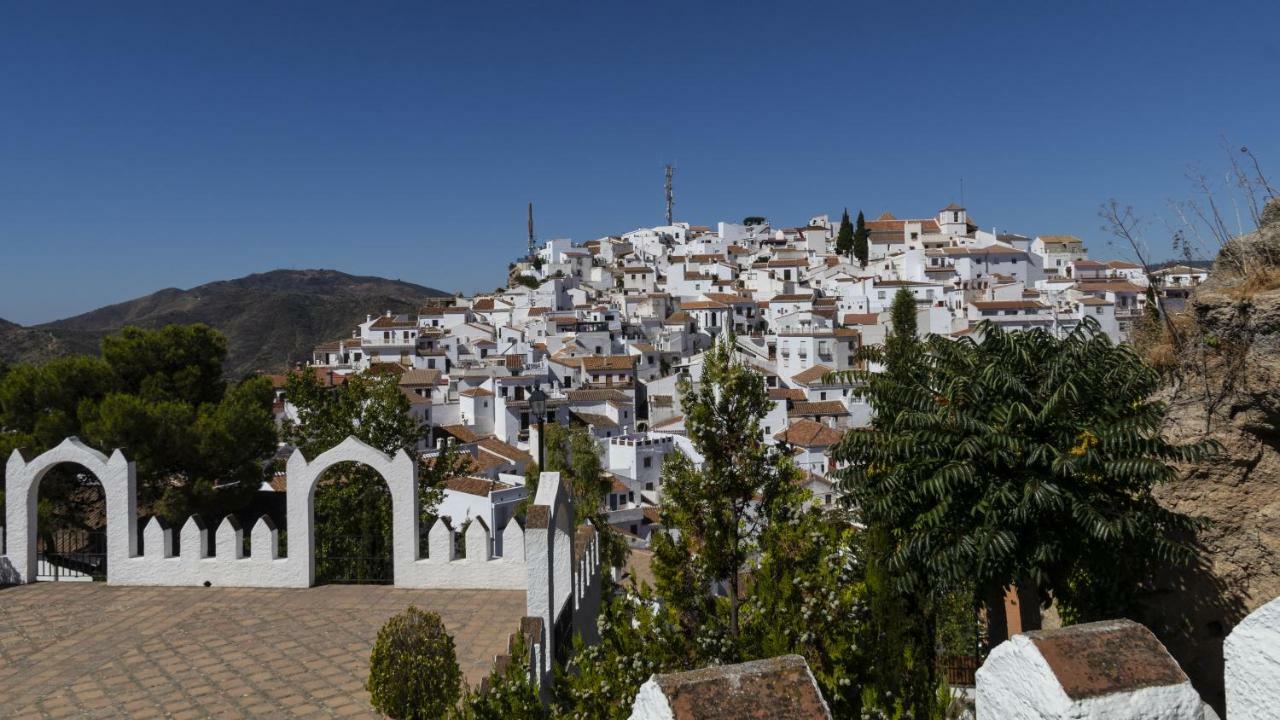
[975,627,1203,719]
[1225,595,1280,719]
[1,437,599,619]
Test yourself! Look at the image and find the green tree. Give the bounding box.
[367,606,463,720]
[835,208,854,258]
[834,290,946,717]
[554,585,695,720]
[0,325,277,524]
[740,505,871,717]
[853,210,870,267]
[540,422,609,524]
[535,421,628,571]
[653,333,792,644]
[832,318,1217,642]
[555,338,878,716]
[282,370,466,579]
[888,287,918,348]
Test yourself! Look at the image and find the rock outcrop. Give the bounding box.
[1141,197,1280,712]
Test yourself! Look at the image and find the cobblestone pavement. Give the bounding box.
[0,583,526,719]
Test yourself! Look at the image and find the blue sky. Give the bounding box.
[1,1,1277,325]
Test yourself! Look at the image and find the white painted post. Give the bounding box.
[216,516,245,560]
[465,517,491,561]
[429,518,455,561]
[143,517,174,559]
[502,520,525,561]
[250,515,278,561]
[180,515,209,563]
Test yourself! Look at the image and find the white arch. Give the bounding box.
[284,436,418,587]
[3,437,136,584]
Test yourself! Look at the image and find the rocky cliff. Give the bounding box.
[1142,198,1280,712]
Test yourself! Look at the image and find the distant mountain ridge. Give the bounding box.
[0,269,449,377]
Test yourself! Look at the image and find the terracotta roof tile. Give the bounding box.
[774,419,843,447]
[651,655,831,720]
[790,365,835,386]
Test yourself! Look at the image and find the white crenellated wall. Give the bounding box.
[0,436,603,696]
[0,436,558,590]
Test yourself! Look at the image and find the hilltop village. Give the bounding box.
[297,206,1209,546]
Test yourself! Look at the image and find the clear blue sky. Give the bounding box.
[1,1,1277,325]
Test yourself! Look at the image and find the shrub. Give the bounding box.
[368,606,463,719]
[457,633,546,719]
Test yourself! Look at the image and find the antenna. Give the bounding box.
[527,202,535,258]
[664,164,674,226]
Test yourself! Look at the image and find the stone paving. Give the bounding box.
[0,583,527,718]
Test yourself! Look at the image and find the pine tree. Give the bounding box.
[853,210,870,268]
[835,208,854,258]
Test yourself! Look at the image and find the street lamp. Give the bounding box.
[529,382,547,470]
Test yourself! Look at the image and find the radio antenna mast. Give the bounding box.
[664,164,674,226]
[527,202,535,258]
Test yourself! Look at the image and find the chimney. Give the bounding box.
[366,314,372,322]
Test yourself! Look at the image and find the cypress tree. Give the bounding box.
[835,208,854,257]
[853,210,870,268]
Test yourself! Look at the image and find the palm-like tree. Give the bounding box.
[832,313,1217,634]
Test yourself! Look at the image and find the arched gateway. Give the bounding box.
[4,437,136,585]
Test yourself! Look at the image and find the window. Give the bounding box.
[877,291,886,300]
[1095,307,1103,315]
[819,391,827,401]
[643,457,652,468]
[645,482,654,491]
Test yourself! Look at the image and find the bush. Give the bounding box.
[457,633,546,719]
[368,606,463,719]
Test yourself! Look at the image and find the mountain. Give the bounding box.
[0,269,449,377]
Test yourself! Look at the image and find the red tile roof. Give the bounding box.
[774,419,844,447]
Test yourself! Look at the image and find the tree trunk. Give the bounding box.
[729,566,740,640]
[983,584,1010,648]
[1017,582,1043,633]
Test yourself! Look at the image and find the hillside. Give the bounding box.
[0,269,449,377]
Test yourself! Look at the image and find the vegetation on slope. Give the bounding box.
[0,269,449,377]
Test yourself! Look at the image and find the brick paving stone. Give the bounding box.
[0,583,526,718]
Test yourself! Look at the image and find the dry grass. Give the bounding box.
[1226,266,1280,299]
[1133,311,1196,374]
